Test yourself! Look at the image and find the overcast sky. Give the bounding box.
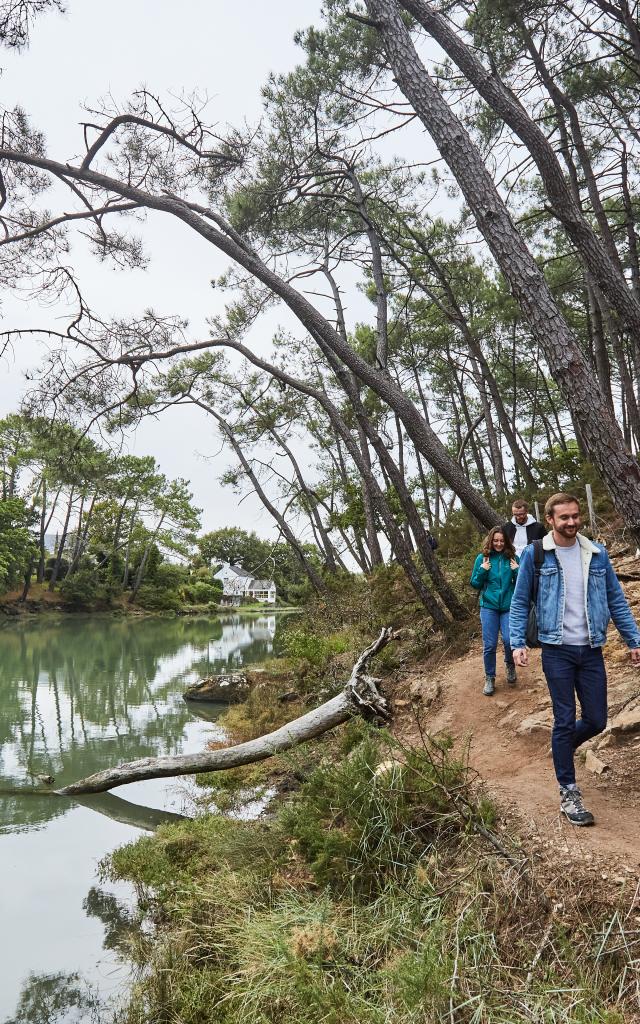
[0,0,329,536]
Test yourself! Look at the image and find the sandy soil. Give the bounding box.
[393,634,640,877]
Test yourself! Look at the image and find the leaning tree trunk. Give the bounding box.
[312,383,449,625]
[57,628,395,795]
[396,0,640,345]
[0,146,501,530]
[365,0,640,543]
[318,338,468,620]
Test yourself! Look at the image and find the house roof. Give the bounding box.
[248,579,276,590]
[228,563,253,578]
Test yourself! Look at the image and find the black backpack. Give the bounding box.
[525,539,546,648]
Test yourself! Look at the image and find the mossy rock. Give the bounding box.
[184,672,253,703]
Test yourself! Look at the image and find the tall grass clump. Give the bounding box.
[278,731,470,894]
[106,727,640,1024]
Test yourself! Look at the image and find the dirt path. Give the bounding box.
[396,643,640,871]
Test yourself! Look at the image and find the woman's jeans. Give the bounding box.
[541,644,608,787]
[479,607,514,677]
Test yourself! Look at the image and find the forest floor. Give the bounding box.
[391,558,640,889]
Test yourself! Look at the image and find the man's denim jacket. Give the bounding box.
[510,532,640,650]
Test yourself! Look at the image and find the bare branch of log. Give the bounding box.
[57,628,396,796]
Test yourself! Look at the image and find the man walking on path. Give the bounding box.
[503,498,546,557]
[510,493,640,826]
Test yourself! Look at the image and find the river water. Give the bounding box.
[0,612,287,1023]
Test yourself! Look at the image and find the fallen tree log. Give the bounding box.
[57,628,395,796]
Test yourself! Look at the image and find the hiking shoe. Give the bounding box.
[483,676,495,696]
[506,664,517,686]
[559,786,594,827]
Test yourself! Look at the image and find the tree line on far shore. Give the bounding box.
[0,414,317,610]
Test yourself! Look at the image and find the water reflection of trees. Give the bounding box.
[4,890,135,1024]
[4,971,100,1024]
[83,887,138,955]
[0,614,285,831]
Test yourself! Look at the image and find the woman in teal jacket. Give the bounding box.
[471,526,519,696]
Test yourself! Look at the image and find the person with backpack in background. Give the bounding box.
[471,526,520,697]
[503,498,546,557]
[510,492,640,827]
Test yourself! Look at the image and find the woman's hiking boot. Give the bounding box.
[559,785,594,826]
[483,675,495,696]
[506,664,517,686]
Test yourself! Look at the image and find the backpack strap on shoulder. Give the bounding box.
[532,538,544,599]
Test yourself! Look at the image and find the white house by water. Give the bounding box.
[213,562,277,604]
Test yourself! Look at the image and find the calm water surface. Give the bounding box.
[0,612,287,1023]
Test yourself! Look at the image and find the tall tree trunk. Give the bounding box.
[449,358,490,491]
[48,489,74,591]
[355,418,385,568]
[586,278,615,413]
[395,0,640,344]
[129,512,166,603]
[122,508,138,590]
[532,353,568,452]
[322,347,468,619]
[365,0,640,542]
[311,409,450,625]
[393,414,414,549]
[110,498,129,577]
[37,478,47,584]
[68,493,98,575]
[267,425,341,573]
[621,143,640,302]
[415,450,434,529]
[20,555,35,602]
[347,167,389,369]
[323,428,372,571]
[468,353,506,496]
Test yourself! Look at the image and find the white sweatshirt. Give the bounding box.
[512,513,537,556]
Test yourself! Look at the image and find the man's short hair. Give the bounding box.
[544,492,580,519]
[512,498,529,511]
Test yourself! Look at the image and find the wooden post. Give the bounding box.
[534,501,541,523]
[585,483,596,536]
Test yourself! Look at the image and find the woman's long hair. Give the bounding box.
[481,527,516,560]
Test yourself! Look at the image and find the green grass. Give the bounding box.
[104,725,640,1024]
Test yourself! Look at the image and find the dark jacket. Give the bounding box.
[470,551,519,612]
[502,520,546,546]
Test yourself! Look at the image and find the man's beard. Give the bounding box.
[556,524,578,537]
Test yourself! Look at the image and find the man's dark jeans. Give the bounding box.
[541,644,608,787]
